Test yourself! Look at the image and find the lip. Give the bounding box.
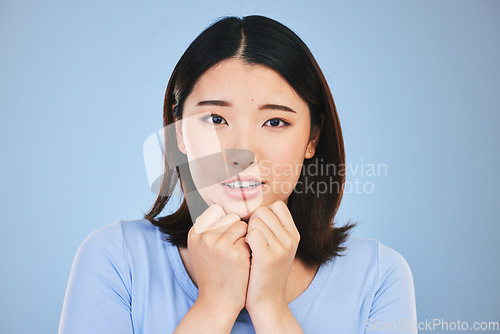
[221,174,264,185]
[221,174,264,201]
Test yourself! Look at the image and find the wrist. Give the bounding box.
[174,298,241,333]
[195,295,243,319]
[247,301,303,334]
[246,299,288,322]
[246,296,287,316]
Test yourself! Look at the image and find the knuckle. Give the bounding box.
[271,200,282,209]
[199,230,216,244]
[213,204,225,216]
[236,220,247,228]
[248,217,261,228]
[212,239,226,253]
[282,237,293,249]
[254,206,266,216]
[194,216,202,225]
[187,227,198,241]
[236,223,249,235]
[247,220,255,230]
[196,232,206,244]
[226,213,240,221]
[227,221,246,235]
[275,247,287,258]
[227,244,247,261]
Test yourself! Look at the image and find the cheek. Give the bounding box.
[266,132,309,164]
[183,121,222,159]
[182,122,226,190]
[261,156,303,198]
[261,142,307,183]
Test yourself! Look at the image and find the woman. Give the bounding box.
[59,15,417,333]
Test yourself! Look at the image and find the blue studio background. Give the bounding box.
[1,0,498,333]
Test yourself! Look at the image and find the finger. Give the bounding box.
[250,207,289,245]
[267,200,299,241]
[192,204,225,234]
[218,220,249,244]
[245,228,268,256]
[247,217,277,247]
[204,214,242,240]
[234,236,251,254]
[207,213,240,232]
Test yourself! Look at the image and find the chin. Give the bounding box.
[221,202,254,221]
[199,188,268,221]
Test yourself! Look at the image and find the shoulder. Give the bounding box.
[61,220,159,332]
[80,218,159,247]
[344,236,415,301]
[330,236,414,291]
[333,236,379,270]
[74,219,161,264]
[314,236,416,329]
[70,219,163,287]
[343,238,418,327]
[375,240,414,281]
[343,236,412,271]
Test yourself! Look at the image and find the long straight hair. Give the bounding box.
[143,15,355,270]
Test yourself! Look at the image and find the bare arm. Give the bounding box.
[248,302,303,334]
[244,201,304,334]
[174,298,241,334]
[174,204,251,333]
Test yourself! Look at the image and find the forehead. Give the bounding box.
[185,58,307,110]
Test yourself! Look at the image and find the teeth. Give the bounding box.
[224,180,262,189]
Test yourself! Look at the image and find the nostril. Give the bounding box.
[225,149,255,169]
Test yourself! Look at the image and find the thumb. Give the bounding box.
[245,228,268,257]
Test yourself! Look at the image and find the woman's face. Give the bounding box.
[176,58,319,221]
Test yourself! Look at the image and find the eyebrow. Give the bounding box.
[195,100,297,113]
[259,104,296,113]
[196,100,231,107]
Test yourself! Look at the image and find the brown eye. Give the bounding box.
[203,114,227,125]
[211,115,224,124]
[264,118,289,127]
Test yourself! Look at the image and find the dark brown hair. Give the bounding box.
[143,15,355,270]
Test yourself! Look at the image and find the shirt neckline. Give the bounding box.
[165,240,334,321]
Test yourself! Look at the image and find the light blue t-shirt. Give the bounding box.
[59,219,417,333]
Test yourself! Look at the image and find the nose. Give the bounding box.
[224,148,255,175]
[221,123,258,176]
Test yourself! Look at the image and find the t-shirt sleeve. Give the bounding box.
[365,242,418,334]
[58,222,133,334]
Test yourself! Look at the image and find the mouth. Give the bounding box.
[221,179,264,189]
[221,174,264,188]
[220,174,265,200]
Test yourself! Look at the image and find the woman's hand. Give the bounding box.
[187,204,251,315]
[244,200,301,314]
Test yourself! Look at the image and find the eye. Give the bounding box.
[203,113,227,125]
[264,118,290,127]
